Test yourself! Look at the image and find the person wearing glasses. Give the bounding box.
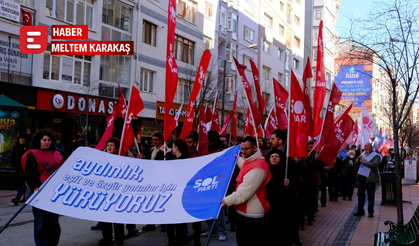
[220,136,271,246]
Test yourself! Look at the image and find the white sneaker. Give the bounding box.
[219,235,226,241]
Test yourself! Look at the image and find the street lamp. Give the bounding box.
[221,43,258,126]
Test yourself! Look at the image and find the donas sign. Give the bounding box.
[27,146,240,224]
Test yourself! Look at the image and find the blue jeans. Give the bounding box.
[32,207,61,246]
[357,177,376,214]
[206,209,227,236]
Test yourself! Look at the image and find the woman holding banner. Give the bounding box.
[166,139,190,246]
[24,129,64,246]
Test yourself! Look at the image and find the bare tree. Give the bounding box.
[340,0,419,224]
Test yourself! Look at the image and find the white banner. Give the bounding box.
[27,146,240,224]
[0,0,20,22]
[361,103,376,147]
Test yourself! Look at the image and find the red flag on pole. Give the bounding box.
[249,59,265,121]
[219,112,232,136]
[198,104,209,156]
[115,84,127,118]
[288,70,308,157]
[180,50,212,139]
[233,56,261,127]
[244,107,255,136]
[313,20,327,137]
[211,93,221,132]
[119,86,144,156]
[317,83,342,148]
[264,107,278,140]
[319,116,355,167]
[273,78,289,129]
[95,113,115,150]
[164,0,179,142]
[257,125,265,138]
[381,139,392,156]
[302,57,314,138]
[231,92,238,141]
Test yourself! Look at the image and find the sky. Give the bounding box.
[335,0,374,39]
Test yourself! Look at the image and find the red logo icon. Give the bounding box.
[20,26,48,54]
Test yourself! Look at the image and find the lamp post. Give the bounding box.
[221,43,258,126]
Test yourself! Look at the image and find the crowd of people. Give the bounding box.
[11,127,402,246]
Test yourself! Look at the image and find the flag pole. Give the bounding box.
[285,75,291,180]
[119,88,132,156]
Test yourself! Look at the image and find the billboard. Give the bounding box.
[334,65,372,107]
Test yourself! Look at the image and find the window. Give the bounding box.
[174,79,191,104]
[177,0,196,23]
[278,72,283,83]
[313,29,319,44]
[279,24,284,36]
[263,41,270,53]
[140,69,154,93]
[203,36,212,51]
[174,35,195,65]
[286,4,292,24]
[44,45,91,86]
[280,1,284,12]
[293,58,299,70]
[243,55,252,69]
[244,26,254,42]
[293,36,300,49]
[244,0,255,15]
[285,49,290,71]
[220,6,227,28]
[102,0,132,32]
[263,66,270,80]
[228,12,238,33]
[15,0,34,7]
[226,77,235,93]
[326,72,331,87]
[294,15,300,26]
[205,1,214,19]
[226,43,236,62]
[278,48,283,60]
[142,20,157,46]
[315,9,322,20]
[285,72,290,87]
[46,0,93,29]
[312,47,317,61]
[262,92,270,105]
[264,14,272,28]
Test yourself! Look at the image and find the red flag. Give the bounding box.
[273,78,289,129]
[313,104,353,151]
[95,113,115,150]
[244,107,255,136]
[257,125,265,138]
[231,92,238,141]
[219,112,232,136]
[313,20,327,137]
[319,116,354,167]
[249,59,265,120]
[22,9,32,26]
[180,50,212,139]
[302,57,314,138]
[288,70,308,157]
[316,83,342,150]
[205,105,213,124]
[198,104,209,156]
[119,86,144,156]
[211,93,221,132]
[233,56,261,126]
[264,107,278,140]
[114,84,127,118]
[164,0,179,142]
[381,139,391,156]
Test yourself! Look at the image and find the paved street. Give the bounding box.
[1,182,419,246]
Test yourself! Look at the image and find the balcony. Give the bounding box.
[0,71,32,86]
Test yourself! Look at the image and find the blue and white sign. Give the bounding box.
[334,65,373,107]
[27,146,240,224]
[338,150,349,160]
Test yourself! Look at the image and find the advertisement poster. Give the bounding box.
[404,158,417,182]
[334,65,372,107]
[0,109,20,168]
[28,146,240,224]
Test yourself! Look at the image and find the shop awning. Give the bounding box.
[0,94,26,107]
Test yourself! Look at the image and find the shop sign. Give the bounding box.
[37,89,116,116]
[156,101,188,122]
[0,0,20,22]
[0,32,32,74]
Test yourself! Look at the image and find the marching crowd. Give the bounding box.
[10,127,403,246]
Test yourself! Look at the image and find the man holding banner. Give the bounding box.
[220,136,271,246]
